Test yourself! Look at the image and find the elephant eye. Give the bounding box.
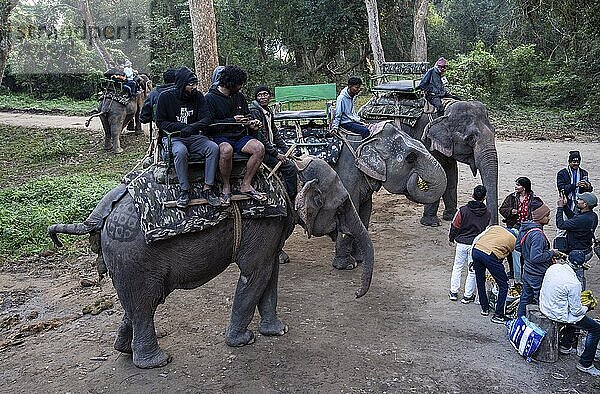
[405,152,417,163]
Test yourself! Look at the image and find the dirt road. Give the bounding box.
[1,128,599,392]
[0,111,106,132]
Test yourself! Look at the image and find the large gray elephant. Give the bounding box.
[48,157,373,369]
[399,100,499,227]
[330,122,447,269]
[87,74,152,154]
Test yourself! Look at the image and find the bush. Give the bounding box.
[449,42,501,102]
[0,175,117,259]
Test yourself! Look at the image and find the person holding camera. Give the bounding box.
[540,250,600,377]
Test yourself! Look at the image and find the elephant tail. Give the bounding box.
[48,222,98,248]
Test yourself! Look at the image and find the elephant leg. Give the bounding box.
[112,126,124,154]
[258,256,288,337]
[333,233,358,270]
[129,303,171,369]
[114,313,133,354]
[134,103,143,134]
[100,115,112,151]
[126,119,135,131]
[442,159,458,221]
[421,200,442,226]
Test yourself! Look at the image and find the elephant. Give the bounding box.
[86,74,152,154]
[47,156,374,369]
[330,121,447,270]
[399,100,499,227]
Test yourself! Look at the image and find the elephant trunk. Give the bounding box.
[406,155,448,204]
[475,145,499,224]
[340,199,374,298]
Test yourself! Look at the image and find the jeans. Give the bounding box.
[511,250,523,283]
[263,153,298,200]
[341,121,370,138]
[450,242,476,296]
[561,316,600,368]
[472,248,509,316]
[517,270,544,317]
[165,135,220,191]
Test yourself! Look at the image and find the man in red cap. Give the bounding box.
[417,57,452,116]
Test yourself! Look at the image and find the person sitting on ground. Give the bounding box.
[417,57,457,117]
[155,66,221,208]
[540,250,600,377]
[249,85,298,200]
[448,185,491,303]
[557,150,594,212]
[204,65,266,204]
[331,77,370,139]
[470,225,516,324]
[515,204,561,317]
[140,68,177,124]
[123,60,138,98]
[499,177,544,283]
[556,192,598,289]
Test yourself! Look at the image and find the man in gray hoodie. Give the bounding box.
[331,77,370,138]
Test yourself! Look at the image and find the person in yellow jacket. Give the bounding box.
[471,225,517,323]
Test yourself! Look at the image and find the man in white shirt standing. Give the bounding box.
[540,250,600,376]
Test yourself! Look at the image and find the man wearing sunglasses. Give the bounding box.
[417,57,451,117]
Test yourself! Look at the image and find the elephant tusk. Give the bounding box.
[417,177,429,191]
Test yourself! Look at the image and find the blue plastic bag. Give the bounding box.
[505,316,546,358]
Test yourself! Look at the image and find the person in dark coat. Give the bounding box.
[556,192,598,289]
[155,66,221,208]
[249,85,297,200]
[557,150,593,212]
[448,185,491,303]
[204,65,266,205]
[417,57,453,116]
[140,68,177,124]
[515,204,561,317]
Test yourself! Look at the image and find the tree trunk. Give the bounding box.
[0,0,17,87]
[189,0,219,92]
[364,0,385,75]
[81,0,114,70]
[411,0,428,62]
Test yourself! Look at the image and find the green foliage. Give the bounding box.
[0,92,97,114]
[449,42,501,102]
[0,175,116,258]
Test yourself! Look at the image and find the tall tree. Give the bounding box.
[189,0,218,92]
[364,0,385,74]
[0,0,17,86]
[411,0,428,61]
[81,0,114,70]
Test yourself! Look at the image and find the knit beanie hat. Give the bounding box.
[568,250,586,267]
[578,192,598,208]
[531,204,550,222]
[186,74,198,85]
[568,150,581,162]
[254,85,271,100]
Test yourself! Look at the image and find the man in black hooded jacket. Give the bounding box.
[155,67,221,208]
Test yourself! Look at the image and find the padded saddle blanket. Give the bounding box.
[275,119,343,163]
[358,92,424,127]
[123,167,287,244]
[99,90,134,106]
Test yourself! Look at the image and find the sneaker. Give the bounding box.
[176,190,190,209]
[491,314,511,324]
[461,294,476,304]
[559,346,575,355]
[202,188,221,207]
[448,291,459,301]
[481,310,490,316]
[576,363,600,377]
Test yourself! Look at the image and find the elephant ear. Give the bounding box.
[355,142,386,181]
[294,178,320,238]
[424,115,453,157]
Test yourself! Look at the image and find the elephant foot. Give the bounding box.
[259,319,288,336]
[332,255,358,270]
[114,320,133,354]
[225,328,255,347]
[113,147,124,154]
[420,215,441,227]
[442,209,457,221]
[278,250,290,265]
[132,347,172,369]
[104,144,113,151]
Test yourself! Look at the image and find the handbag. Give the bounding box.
[505,316,546,358]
